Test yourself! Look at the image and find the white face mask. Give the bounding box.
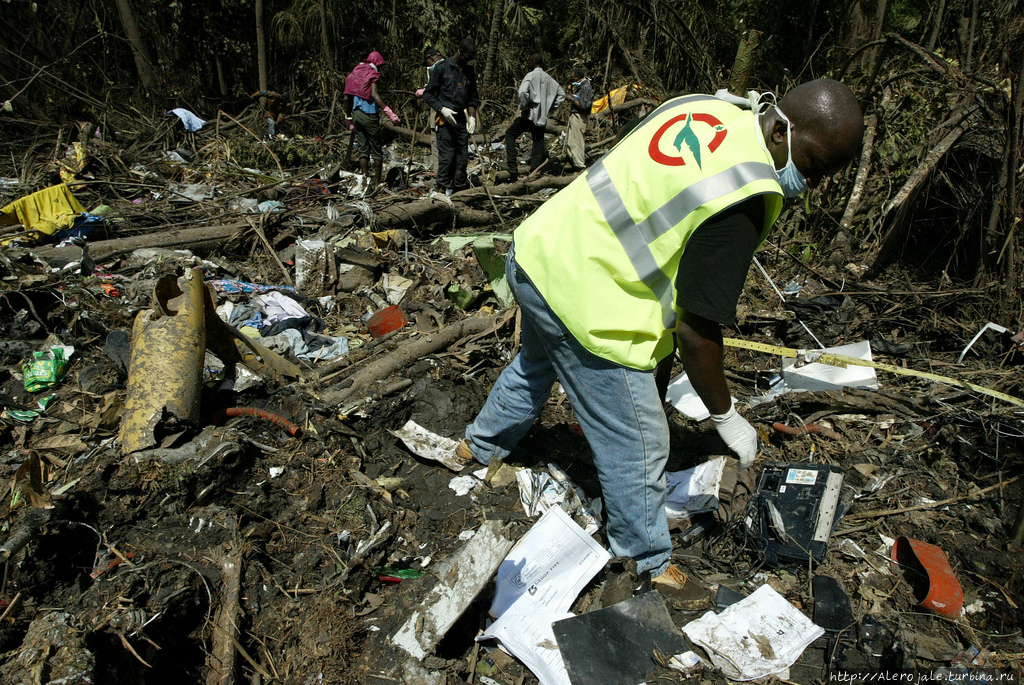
[772,106,809,198]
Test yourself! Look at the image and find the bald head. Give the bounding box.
[765,79,864,188]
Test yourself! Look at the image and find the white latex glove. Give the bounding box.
[440,106,457,126]
[711,406,758,468]
[383,105,400,125]
[466,115,477,134]
[415,88,425,98]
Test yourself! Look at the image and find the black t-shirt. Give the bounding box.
[675,195,764,326]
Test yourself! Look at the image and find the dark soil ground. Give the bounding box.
[0,114,1022,685]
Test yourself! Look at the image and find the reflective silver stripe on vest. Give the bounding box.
[587,158,778,330]
[635,161,778,243]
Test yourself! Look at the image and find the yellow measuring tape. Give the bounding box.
[723,338,1024,408]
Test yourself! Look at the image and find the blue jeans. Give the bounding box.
[465,246,672,577]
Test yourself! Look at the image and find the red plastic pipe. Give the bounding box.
[223,407,301,436]
[772,422,842,441]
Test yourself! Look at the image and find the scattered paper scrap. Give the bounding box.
[390,420,465,471]
[516,463,600,533]
[682,584,823,681]
[782,340,878,392]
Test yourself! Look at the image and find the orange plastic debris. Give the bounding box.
[891,537,963,619]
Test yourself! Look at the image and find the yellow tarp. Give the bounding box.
[591,84,642,114]
[0,183,85,243]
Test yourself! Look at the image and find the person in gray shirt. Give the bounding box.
[503,53,565,181]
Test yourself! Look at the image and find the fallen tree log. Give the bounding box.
[22,222,247,264]
[866,103,979,278]
[388,122,490,147]
[388,103,656,147]
[374,176,576,230]
[372,198,492,230]
[374,182,568,230]
[205,539,255,685]
[319,314,501,407]
[452,174,575,201]
[0,508,53,561]
[592,97,659,120]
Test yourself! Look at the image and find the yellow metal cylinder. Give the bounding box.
[119,268,207,454]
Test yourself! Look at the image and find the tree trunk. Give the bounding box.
[728,30,762,96]
[25,223,248,264]
[844,0,872,68]
[482,0,506,92]
[803,0,821,67]
[318,0,334,70]
[255,0,268,94]
[113,0,156,91]
[984,53,1024,275]
[868,0,888,71]
[835,88,891,250]
[602,42,614,93]
[926,0,947,51]
[966,0,978,70]
[215,54,227,97]
[374,176,575,230]
[843,0,886,73]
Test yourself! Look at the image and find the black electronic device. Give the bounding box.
[746,463,845,566]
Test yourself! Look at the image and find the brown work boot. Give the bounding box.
[651,564,711,609]
[453,439,474,466]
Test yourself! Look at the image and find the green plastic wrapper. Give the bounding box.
[446,283,476,310]
[23,347,68,392]
[4,395,54,423]
[376,567,424,580]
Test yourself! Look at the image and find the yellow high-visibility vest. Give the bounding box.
[514,95,784,370]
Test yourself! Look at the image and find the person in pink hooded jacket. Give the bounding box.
[344,51,401,191]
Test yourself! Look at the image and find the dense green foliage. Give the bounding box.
[2,0,1023,309]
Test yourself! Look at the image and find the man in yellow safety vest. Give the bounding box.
[455,79,864,587]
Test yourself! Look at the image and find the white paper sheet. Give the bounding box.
[682,584,824,680]
[390,420,465,471]
[481,610,576,685]
[782,340,878,392]
[665,457,725,518]
[479,507,611,685]
[666,372,733,420]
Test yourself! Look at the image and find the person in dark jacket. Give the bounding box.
[422,38,480,195]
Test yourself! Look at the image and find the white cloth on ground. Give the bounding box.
[253,290,308,325]
[261,328,349,362]
[167,108,207,132]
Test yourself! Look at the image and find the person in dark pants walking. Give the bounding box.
[422,38,480,195]
[504,53,564,181]
[344,51,401,192]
